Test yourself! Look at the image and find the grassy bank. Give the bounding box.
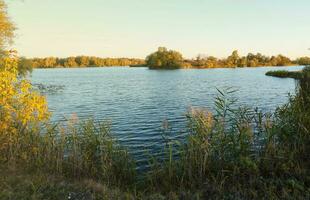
[266,70,302,79]
[266,66,310,79]
[1,68,310,199]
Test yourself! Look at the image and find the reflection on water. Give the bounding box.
[32,83,65,94]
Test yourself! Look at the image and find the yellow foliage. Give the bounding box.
[0,51,50,153]
[0,0,15,49]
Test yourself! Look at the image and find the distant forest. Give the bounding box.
[187,52,310,68]
[27,56,145,68]
[22,49,310,69]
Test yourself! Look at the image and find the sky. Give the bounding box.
[5,0,310,59]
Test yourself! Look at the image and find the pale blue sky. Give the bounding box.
[5,0,310,59]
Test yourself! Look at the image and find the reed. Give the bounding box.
[0,118,136,190]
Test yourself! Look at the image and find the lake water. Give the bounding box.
[30,66,303,165]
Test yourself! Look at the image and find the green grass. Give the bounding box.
[0,168,136,200]
[1,67,310,199]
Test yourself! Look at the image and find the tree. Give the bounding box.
[296,57,310,65]
[64,57,78,67]
[238,57,247,67]
[275,55,292,66]
[0,0,15,51]
[75,56,90,67]
[226,50,240,67]
[146,47,184,69]
[18,57,33,76]
[246,53,259,67]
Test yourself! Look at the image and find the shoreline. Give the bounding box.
[33,65,303,70]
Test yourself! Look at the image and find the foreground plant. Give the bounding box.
[0,51,50,164]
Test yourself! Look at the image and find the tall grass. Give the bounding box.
[0,118,136,190]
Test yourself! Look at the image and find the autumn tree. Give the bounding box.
[25,56,145,68]
[296,57,310,65]
[226,50,240,67]
[146,47,184,69]
[64,57,78,67]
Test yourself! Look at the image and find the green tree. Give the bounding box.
[246,53,259,67]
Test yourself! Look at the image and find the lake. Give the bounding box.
[30,66,303,165]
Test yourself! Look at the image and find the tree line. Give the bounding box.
[190,50,306,68]
[19,49,310,71]
[146,47,310,69]
[26,56,145,68]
